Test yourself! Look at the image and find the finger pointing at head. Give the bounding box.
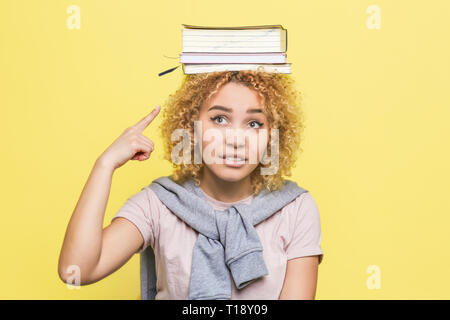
[134,105,161,132]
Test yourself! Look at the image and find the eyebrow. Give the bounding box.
[208,105,263,114]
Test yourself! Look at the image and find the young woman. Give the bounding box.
[58,70,324,299]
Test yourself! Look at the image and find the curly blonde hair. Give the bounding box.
[158,69,305,195]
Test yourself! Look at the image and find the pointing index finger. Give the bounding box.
[134,105,161,131]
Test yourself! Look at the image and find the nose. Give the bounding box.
[224,129,247,154]
[226,139,245,149]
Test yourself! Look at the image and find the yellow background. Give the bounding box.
[1,0,449,299]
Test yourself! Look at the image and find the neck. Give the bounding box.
[198,168,254,203]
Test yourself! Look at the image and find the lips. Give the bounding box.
[221,154,248,161]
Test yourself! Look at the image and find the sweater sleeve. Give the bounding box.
[285,192,324,264]
[111,187,158,254]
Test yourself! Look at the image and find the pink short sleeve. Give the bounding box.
[285,192,324,264]
[111,187,159,254]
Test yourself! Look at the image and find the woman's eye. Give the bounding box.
[210,116,227,125]
[210,116,263,128]
[249,121,263,129]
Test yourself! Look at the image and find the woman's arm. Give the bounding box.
[57,158,144,285]
[58,106,160,285]
[278,255,319,299]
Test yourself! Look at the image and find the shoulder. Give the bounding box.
[141,185,165,208]
[141,185,177,219]
[284,191,318,211]
[120,184,167,219]
[281,191,321,222]
[124,185,160,205]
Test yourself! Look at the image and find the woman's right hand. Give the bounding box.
[97,105,161,170]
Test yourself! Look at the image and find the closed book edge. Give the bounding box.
[182,46,286,53]
[180,53,287,64]
[182,24,287,52]
[182,24,285,30]
[182,63,291,74]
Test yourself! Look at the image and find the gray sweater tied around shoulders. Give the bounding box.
[140,175,307,300]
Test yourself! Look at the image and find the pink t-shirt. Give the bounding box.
[112,183,324,300]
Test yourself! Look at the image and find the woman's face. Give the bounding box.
[197,82,269,183]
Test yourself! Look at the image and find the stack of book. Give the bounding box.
[180,24,290,74]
